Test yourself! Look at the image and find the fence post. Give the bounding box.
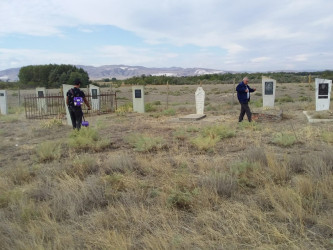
[232,79,235,105]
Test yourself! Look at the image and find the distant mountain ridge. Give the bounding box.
[0,65,226,82]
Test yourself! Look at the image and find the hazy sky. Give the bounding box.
[0,0,332,71]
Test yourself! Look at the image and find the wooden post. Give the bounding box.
[232,79,235,105]
[166,81,169,109]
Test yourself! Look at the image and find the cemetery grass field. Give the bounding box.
[1,82,333,249]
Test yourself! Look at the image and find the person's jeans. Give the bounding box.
[239,102,252,122]
[68,106,83,129]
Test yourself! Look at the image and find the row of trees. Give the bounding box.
[122,71,333,86]
[18,64,90,88]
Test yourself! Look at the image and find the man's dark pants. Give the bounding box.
[68,106,83,129]
[239,102,252,122]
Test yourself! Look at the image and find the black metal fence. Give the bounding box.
[24,92,117,119]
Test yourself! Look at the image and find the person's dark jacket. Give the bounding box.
[236,81,255,104]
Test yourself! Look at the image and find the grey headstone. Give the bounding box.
[132,86,145,113]
[315,78,332,111]
[0,90,8,115]
[195,87,205,115]
[262,78,276,107]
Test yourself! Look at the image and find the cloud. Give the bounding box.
[0,0,333,71]
[0,48,82,69]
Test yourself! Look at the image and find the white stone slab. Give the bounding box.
[132,86,145,113]
[89,84,100,111]
[36,87,47,113]
[0,90,8,115]
[315,78,332,111]
[179,114,206,121]
[195,87,205,115]
[262,78,276,107]
[62,84,72,125]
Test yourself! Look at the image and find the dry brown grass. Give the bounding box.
[1,83,333,249]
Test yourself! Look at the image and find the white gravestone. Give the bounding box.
[315,78,332,111]
[89,84,100,111]
[132,86,145,113]
[195,87,205,115]
[62,84,72,125]
[0,90,8,115]
[36,87,47,113]
[262,78,276,107]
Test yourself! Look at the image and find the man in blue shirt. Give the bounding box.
[236,77,256,122]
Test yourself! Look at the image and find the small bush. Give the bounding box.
[145,103,157,112]
[162,108,176,116]
[202,125,236,139]
[167,188,197,211]
[272,132,297,147]
[191,135,220,151]
[255,92,262,96]
[125,133,165,152]
[192,125,235,151]
[253,98,263,107]
[322,131,333,143]
[40,118,63,129]
[238,121,260,131]
[68,154,99,179]
[115,103,133,116]
[152,100,161,105]
[200,173,238,198]
[68,127,110,151]
[298,96,312,102]
[277,95,294,103]
[230,161,260,188]
[173,128,188,141]
[35,141,62,162]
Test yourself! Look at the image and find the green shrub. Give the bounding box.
[191,135,220,151]
[202,125,236,139]
[35,141,62,162]
[298,96,312,102]
[115,102,133,116]
[272,132,297,147]
[192,125,235,151]
[162,108,176,116]
[322,131,333,143]
[125,133,165,152]
[145,103,157,112]
[277,95,294,103]
[230,161,259,188]
[238,121,261,131]
[253,98,263,107]
[167,188,198,211]
[68,127,110,151]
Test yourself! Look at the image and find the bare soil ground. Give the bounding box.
[1,83,333,249]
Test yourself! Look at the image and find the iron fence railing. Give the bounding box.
[24,92,117,119]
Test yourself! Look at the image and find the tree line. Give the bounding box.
[121,71,333,86]
[18,64,90,88]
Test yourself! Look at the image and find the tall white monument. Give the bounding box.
[36,87,47,113]
[0,90,8,115]
[179,86,206,121]
[262,78,276,107]
[195,87,205,115]
[315,78,332,111]
[89,84,100,111]
[62,84,72,125]
[132,86,145,113]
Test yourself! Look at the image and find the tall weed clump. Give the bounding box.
[68,127,110,152]
[126,133,166,152]
[192,124,235,151]
[35,141,62,163]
